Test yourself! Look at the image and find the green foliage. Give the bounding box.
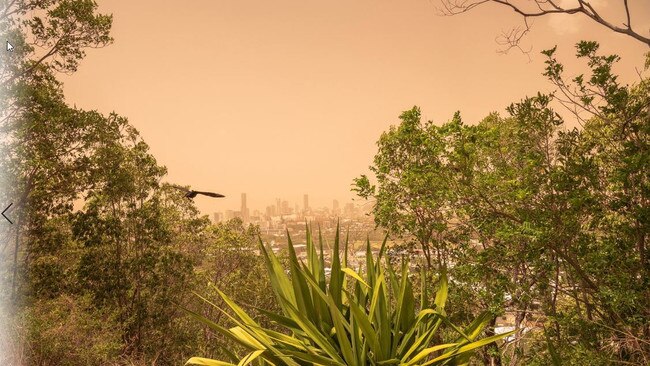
[186,226,513,365]
[354,107,463,269]
[3,0,647,362]
[22,294,122,366]
[1,3,246,361]
[4,0,113,78]
[357,42,650,364]
[191,219,282,362]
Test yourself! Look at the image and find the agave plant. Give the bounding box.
[185,226,513,365]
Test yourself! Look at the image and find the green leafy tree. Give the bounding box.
[1,0,113,84]
[68,137,209,363]
[354,108,462,269]
[0,0,115,302]
[356,43,650,364]
[0,3,225,364]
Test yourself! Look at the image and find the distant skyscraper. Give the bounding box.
[333,199,340,215]
[303,194,309,212]
[276,198,282,216]
[213,212,223,223]
[241,193,249,221]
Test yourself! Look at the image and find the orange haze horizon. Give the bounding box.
[61,0,650,216]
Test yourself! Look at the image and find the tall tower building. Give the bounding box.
[241,193,249,221]
[303,194,309,212]
[333,199,340,215]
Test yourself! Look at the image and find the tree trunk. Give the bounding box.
[482,316,503,366]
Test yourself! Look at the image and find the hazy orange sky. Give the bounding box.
[61,0,650,215]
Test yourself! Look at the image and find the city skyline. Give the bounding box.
[213,192,366,222]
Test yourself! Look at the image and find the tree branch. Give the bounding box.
[438,0,650,50]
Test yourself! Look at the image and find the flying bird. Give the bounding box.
[172,185,225,199]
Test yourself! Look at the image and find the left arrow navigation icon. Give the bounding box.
[2,203,13,224]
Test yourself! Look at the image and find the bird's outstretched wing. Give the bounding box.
[169,184,224,199]
[193,190,225,198]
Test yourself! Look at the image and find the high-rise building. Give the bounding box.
[303,194,309,212]
[241,193,249,221]
[276,198,282,216]
[333,199,340,215]
[213,212,223,223]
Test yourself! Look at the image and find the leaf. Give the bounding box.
[186,357,237,366]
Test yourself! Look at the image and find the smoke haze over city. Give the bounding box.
[59,0,649,216]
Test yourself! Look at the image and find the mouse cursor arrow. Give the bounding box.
[6,41,14,52]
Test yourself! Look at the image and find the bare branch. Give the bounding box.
[438,0,650,52]
[623,0,632,29]
[495,21,533,58]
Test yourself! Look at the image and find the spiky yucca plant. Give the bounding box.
[185,226,513,365]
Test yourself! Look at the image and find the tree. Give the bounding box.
[356,43,650,364]
[354,108,463,270]
[0,0,115,301]
[0,2,234,364]
[16,112,198,363]
[1,0,113,84]
[0,2,116,363]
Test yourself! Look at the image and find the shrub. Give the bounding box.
[23,294,122,366]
